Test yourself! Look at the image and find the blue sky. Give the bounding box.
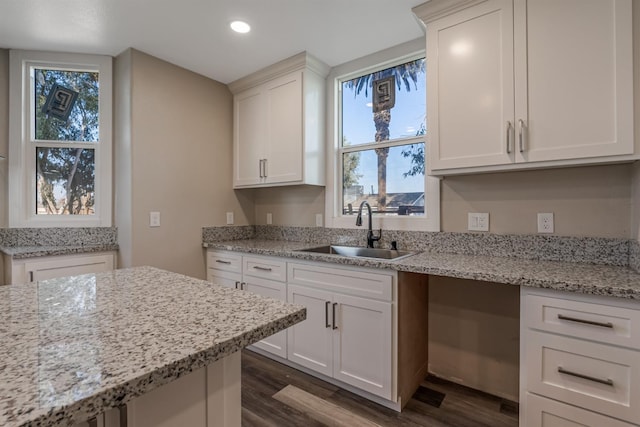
[341,72,426,194]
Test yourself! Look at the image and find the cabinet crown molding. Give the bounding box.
[412,0,489,23]
[228,51,330,94]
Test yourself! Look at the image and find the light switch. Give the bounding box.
[149,211,160,227]
[226,212,234,225]
[266,213,273,225]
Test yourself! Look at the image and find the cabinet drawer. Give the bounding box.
[524,292,640,350]
[525,393,636,427]
[207,250,242,274]
[243,256,286,282]
[527,330,640,424]
[288,262,393,301]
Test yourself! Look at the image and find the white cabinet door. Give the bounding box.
[243,276,288,358]
[264,71,303,185]
[286,284,334,377]
[233,87,264,187]
[332,293,393,400]
[206,269,241,290]
[427,0,515,171]
[16,253,115,284]
[514,0,633,163]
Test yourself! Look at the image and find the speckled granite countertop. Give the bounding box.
[204,239,640,300]
[0,266,305,427]
[0,244,119,259]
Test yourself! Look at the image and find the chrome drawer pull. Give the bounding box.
[558,367,614,386]
[557,314,613,329]
[252,266,273,272]
[215,260,232,265]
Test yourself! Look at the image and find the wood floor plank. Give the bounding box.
[274,385,383,427]
[241,350,519,427]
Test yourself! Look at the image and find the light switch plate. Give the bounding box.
[315,213,323,227]
[266,213,273,225]
[468,212,489,231]
[226,212,234,225]
[149,211,160,227]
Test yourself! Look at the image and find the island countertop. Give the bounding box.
[0,266,306,427]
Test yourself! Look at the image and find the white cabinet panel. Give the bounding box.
[243,276,288,358]
[286,284,334,377]
[7,252,116,285]
[332,293,393,400]
[525,393,636,427]
[233,88,264,187]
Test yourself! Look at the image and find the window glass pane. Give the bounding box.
[34,68,99,142]
[342,143,425,216]
[36,147,95,215]
[341,58,425,147]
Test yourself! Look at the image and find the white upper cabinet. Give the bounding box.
[229,52,329,188]
[415,0,634,175]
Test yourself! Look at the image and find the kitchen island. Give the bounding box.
[0,266,306,427]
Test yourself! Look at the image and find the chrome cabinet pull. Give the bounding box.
[263,159,267,177]
[518,119,526,152]
[558,367,614,386]
[215,260,231,265]
[259,159,264,178]
[557,314,613,329]
[506,121,513,154]
[252,266,273,272]
[332,303,338,330]
[325,301,331,328]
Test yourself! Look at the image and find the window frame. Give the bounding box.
[325,39,440,232]
[9,50,112,227]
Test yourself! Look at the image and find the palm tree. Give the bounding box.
[344,58,425,211]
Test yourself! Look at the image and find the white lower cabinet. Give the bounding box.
[521,287,640,426]
[5,252,116,285]
[287,261,395,401]
[206,249,397,404]
[206,250,287,358]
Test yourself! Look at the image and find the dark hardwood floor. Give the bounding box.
[241,350,519,427]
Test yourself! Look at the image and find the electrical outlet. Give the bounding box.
[266,213,273,225]
[149,211,160,227]
[537,212,554,233]
[226,212,234,225]
[468,212,489,231]
[315,213,323,227]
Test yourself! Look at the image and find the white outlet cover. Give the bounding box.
[149,211,160,227]
[226,212,234,225]
[468,212,489,231]
[266,213,273,225]
[537,213,554,233]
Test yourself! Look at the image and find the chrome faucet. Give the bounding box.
[355,201,381,248]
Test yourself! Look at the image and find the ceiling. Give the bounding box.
[0,0,427,84]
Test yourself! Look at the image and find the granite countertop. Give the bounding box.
[0,244,120,259]
[204,239,640,300]
[0,266,305,427]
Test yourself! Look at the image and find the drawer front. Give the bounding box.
[207,250,242,274]
[525,293,640,350]
[243,256,287,282]
[527,330,639,424]
[525,393,636,427]
[287,262,393,301]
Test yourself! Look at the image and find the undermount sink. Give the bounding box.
[299,245,415,261]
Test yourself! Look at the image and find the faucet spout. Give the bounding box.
[355,201,382,248]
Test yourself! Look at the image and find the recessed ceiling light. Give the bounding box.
[230,21,251,34]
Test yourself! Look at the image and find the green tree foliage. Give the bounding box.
[343,137,362,189]
[34,69,99,215]
[344,59,425,210]
[401,123,426,177]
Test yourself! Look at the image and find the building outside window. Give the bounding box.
[9,51,112,227]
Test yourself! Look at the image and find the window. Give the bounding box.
[326,40,440,231]
[9,51,112,227]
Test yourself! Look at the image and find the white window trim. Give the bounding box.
[324,38,440,232]
[9,50,112,228]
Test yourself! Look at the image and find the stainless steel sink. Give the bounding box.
[299,245,415,260]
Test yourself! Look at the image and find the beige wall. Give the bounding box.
[0,49,8,227]
[441,164,632,238]
[115,49,253,279]
[253,185,325,226]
